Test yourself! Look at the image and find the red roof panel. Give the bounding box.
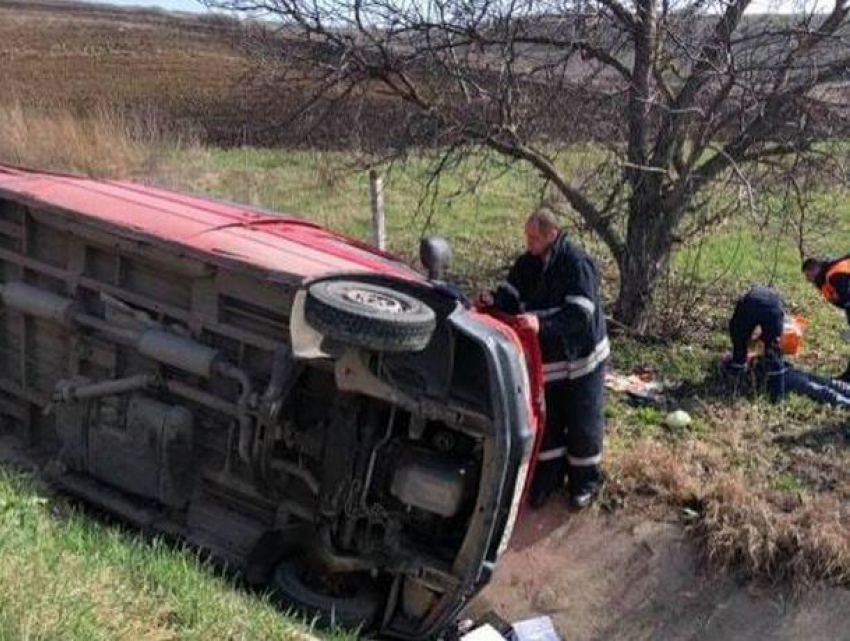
[0,164,421,282]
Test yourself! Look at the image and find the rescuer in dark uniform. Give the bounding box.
[803,255,850,381]
[481,206,608,510]
[724,285,850,409]
[725,285,787,400]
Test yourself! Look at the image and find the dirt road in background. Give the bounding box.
[467,503,850,640]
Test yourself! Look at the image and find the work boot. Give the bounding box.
[528,474,563,510]
[529,484,557,510]
[567,466,602,511]
[720,359,748,395]
[723,359,748,376]
[568,488,597,510]
[528,462,565,510]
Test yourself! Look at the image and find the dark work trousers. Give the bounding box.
[728,293,786,401]
[530,362,605,503]
[841,323,850,382]
[785,368,850,408]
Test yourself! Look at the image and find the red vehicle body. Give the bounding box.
[0,164,542,638]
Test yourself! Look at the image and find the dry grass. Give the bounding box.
[0,102,198,178]
[608,439,709,503]
[605,405,849,590]
[694,480,850,587]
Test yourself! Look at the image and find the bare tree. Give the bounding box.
[204,0,850,330]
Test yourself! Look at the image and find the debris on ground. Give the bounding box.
[604,369,676,408]
[457,615,561,641]
[664,409,692,429]
[460,624,506,641]
[510,616,560,641]
[455,611,512,640]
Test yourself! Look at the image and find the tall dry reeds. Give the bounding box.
[0,101,198,179]
[694,479,850,588]
[608,436,850,589]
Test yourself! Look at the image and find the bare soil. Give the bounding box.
[466,503,850,640]
[0,0,248,139]
[0,0,614,150]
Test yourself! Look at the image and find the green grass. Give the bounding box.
[0,469,339,640]
[771,472,807,493]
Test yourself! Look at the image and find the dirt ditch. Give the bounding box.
[466,502,850,640]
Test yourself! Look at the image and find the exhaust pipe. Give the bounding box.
[1,282,256,465]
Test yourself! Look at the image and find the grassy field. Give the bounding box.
[0,0,247,110]
[149,145,612,286]
[0,469,337,640]
[0,0,424,150]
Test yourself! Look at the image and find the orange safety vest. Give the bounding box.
[820,258,850,304]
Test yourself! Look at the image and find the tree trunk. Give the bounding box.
[613,201,672,332]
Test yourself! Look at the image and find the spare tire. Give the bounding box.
[305,280,436,352]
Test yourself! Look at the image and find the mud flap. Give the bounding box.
[290,288,332,359]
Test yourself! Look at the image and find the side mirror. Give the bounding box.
[419,236,453,281]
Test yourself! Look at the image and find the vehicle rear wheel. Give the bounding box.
[271,558,383,630]
[305,280,436,352]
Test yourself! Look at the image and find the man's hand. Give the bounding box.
[476,290,494,307]
[519,313,540,333]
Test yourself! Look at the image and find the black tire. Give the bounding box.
[305,280,436,352]
[271,559,383,630]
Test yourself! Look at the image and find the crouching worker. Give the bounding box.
[802,255,850,381]
[725,285,789,401]
[724,286,850,408]
[479,206,608,509]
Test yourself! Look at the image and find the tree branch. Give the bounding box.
[484,135,625,258]
[596,0,637,29]
[649,0,751,175]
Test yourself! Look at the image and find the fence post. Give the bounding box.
[369,169,386,250]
